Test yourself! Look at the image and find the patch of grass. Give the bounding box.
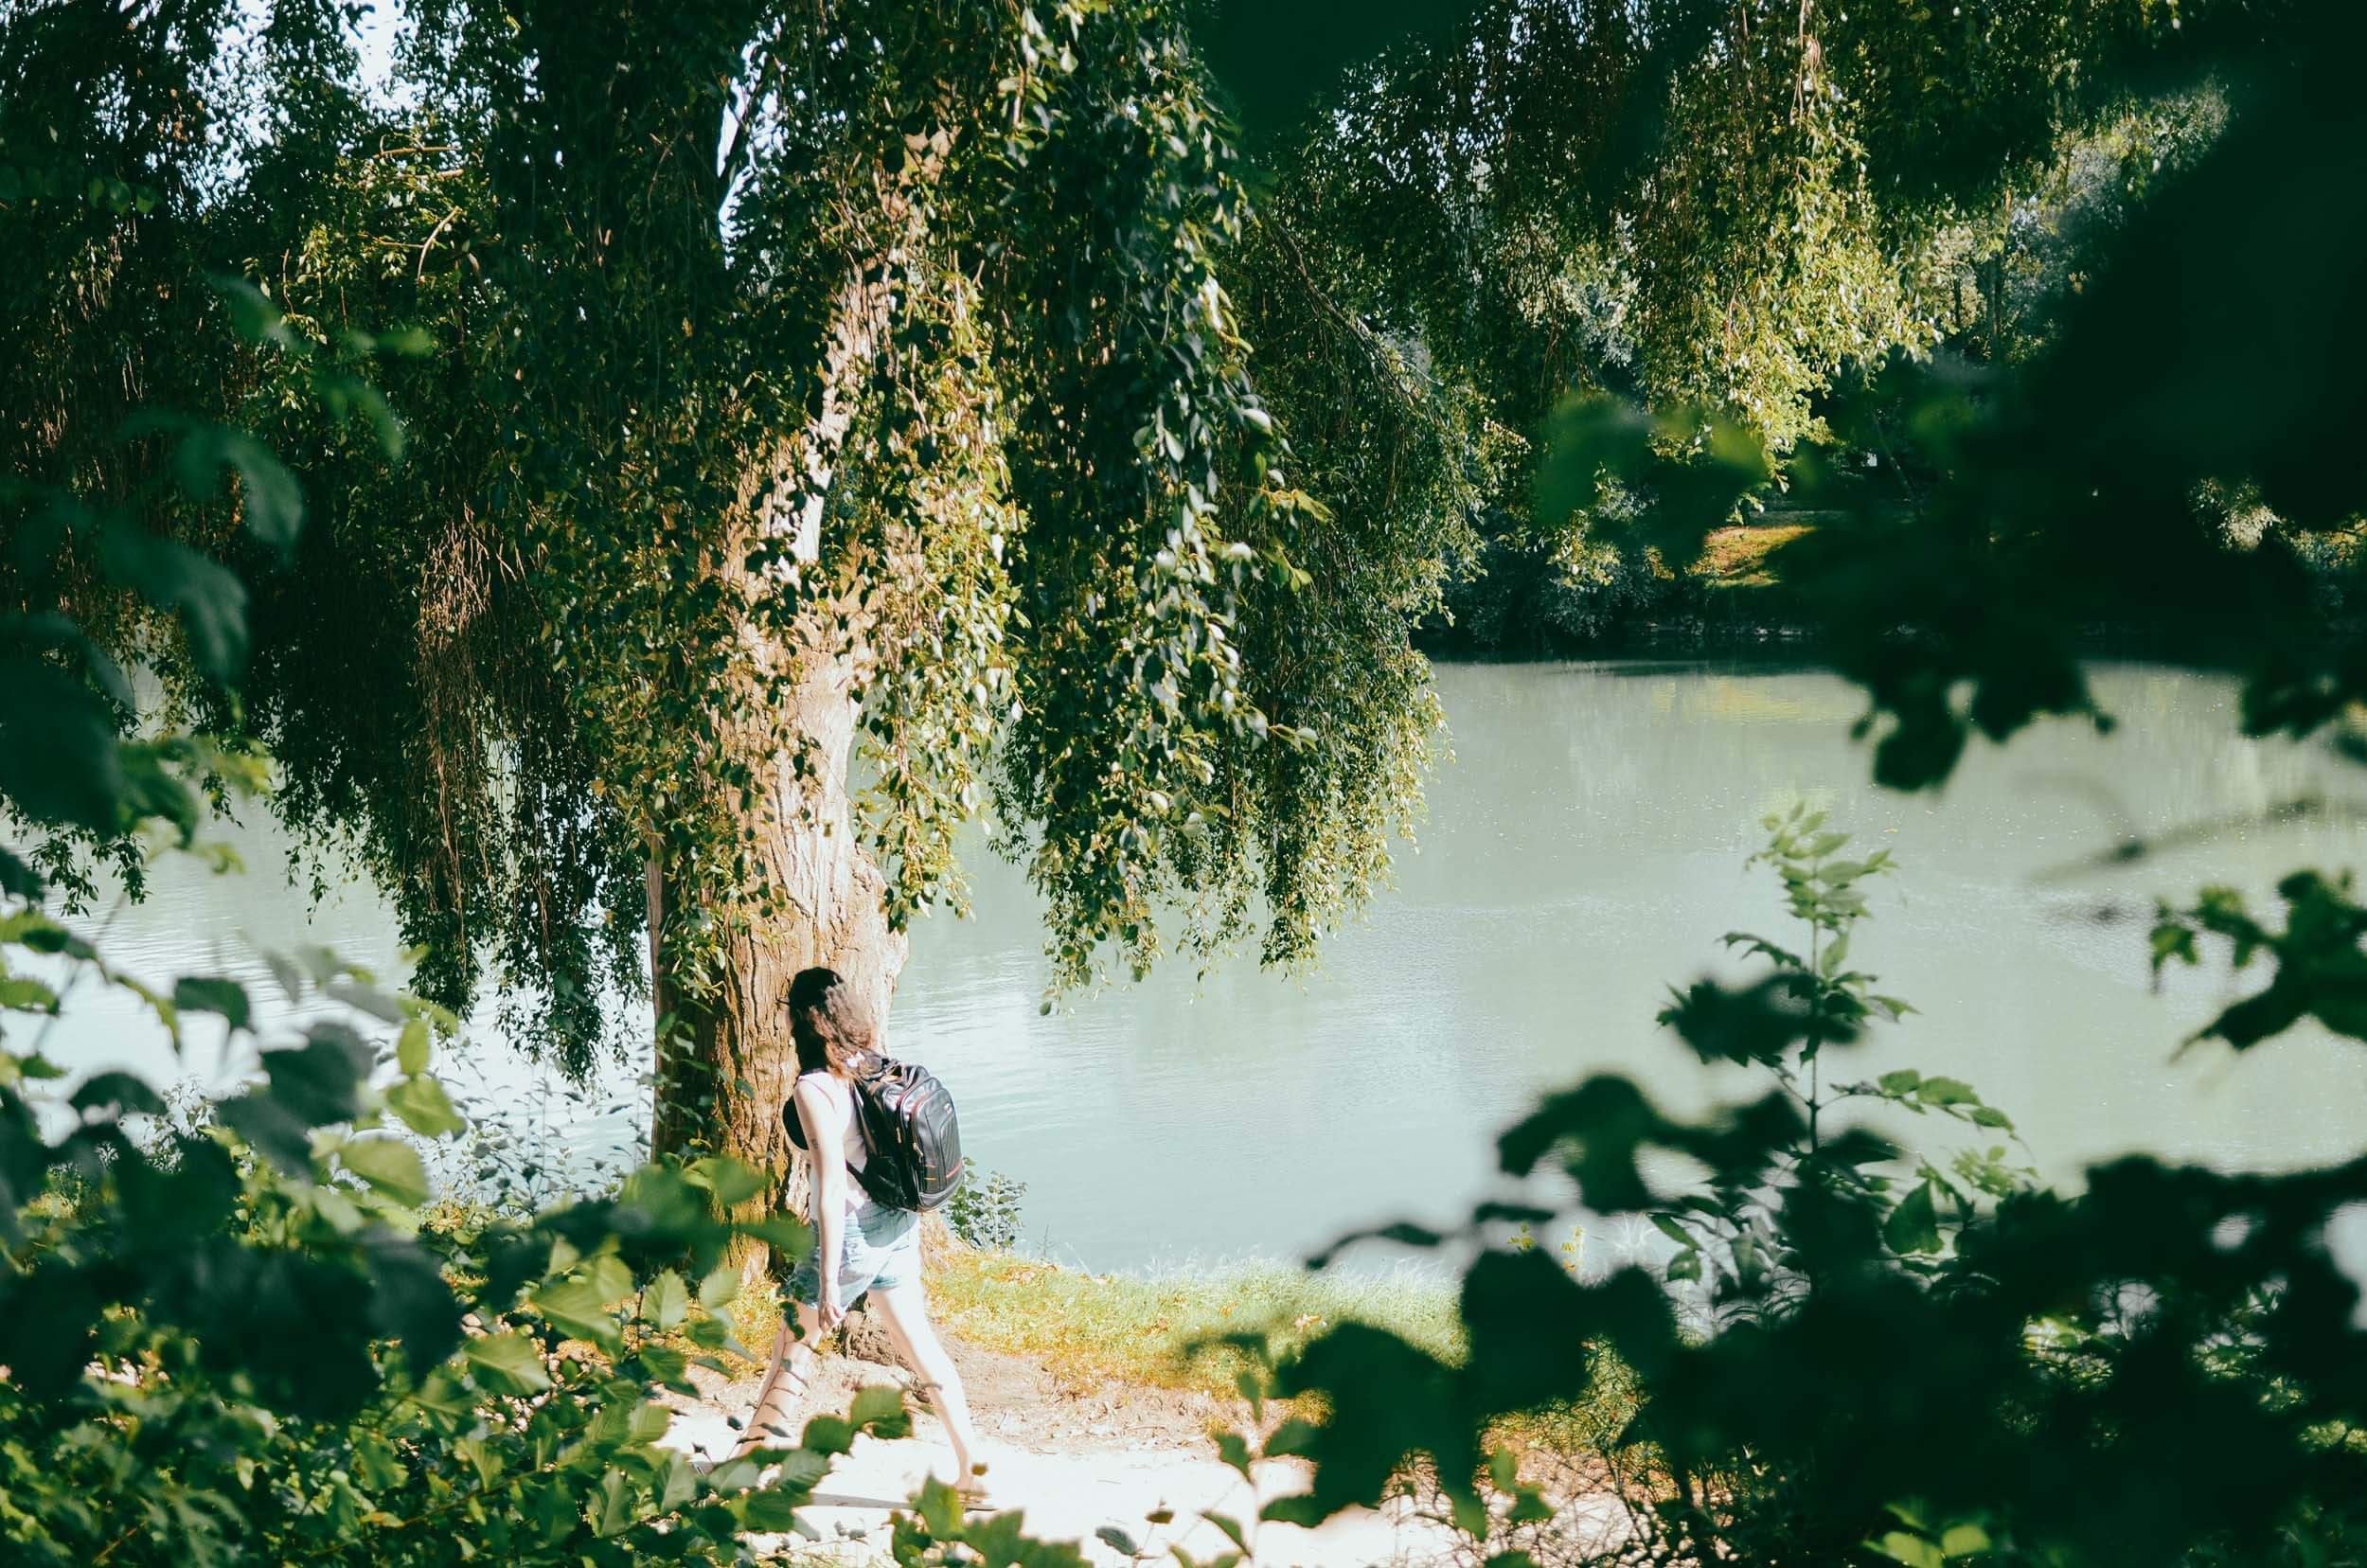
[714,1281,785,1378]
[924,1248,1463,1400]
[1695,521,1812,586]
[922,1243,1646,1470]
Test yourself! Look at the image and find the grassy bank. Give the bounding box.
[917,1240,1641,1465]
[922,1247,1465,1401]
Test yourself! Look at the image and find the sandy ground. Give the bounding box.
[654,1333,1461,1567]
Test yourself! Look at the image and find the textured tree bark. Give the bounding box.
[645,616,908,1288]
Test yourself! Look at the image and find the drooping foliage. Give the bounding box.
[1646,0,2367,792]
[3,0,1478,1087]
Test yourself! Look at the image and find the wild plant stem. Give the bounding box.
[1806,858,1823,1156]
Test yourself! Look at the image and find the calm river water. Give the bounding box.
[40,661,2367,1273]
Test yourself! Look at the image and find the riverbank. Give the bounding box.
[922,1244,1643,1468]
[714,1235,1468,1409]
[1420,516,2367,660]
[924,1248,1462,1399]
[669,1238,1638,1565]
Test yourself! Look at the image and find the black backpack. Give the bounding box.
[783,1052,966,1212]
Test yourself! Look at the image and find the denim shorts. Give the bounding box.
[787,1195,921,1309]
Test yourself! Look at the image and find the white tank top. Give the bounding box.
[795,1070,866,1220]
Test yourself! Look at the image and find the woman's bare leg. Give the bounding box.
[868,1279,987,1495]
[732,1298,825,1459]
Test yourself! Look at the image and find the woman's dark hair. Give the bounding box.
[788,967,877,1078]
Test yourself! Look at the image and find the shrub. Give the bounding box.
[945,1165,1027,1253]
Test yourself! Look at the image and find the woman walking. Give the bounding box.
[731,967,988,1501]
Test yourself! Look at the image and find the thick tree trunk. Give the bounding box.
[646,620,908,1287]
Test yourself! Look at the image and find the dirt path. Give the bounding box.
[655,1335,1460,1566]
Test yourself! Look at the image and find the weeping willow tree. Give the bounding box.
[2,0,1488,1267]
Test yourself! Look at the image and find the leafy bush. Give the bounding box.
[946,1165,1027,1254]
[1256,810,2367,1566]
[0,863,940,1566]
[1434,528,1676,653]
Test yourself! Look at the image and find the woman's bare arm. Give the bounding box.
[792,1077,851,1327]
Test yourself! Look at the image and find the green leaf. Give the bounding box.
[1882,1182,1942,1256]
[1938,1523,1993,1556]
[1915,1077,1978,1107]
[594,1467,634,1537]
[325,975,407,1025]
[262,1025,375,1124]
[629,1399,674,1444]
[0,911,92,958]
[397,1017,430,1076]
[0,846,44,900]
[208,275,297,347]
[634,1343,689,1385]
[0,975,60,1012]
[220,1092,315,1174]
[738,1485,806,1533]
[339,1136,430,1206]
[655,1451,698,1512]
[94,524,248,680]
[912,1474,964,1540]
[172,976,251,1031]
[220,429,304,556]
[265,949,307,1003]
[704,1157,766,1207]
[0,663,128,832]
[740,1213,813,1261]
[644,1270,691,1330]
[849,1382,910,1437]
[412,1366,475,1420]
[788,1413,852,1459]
[1869,1531,1946,1568]
[352,1431,406,1491]
[534,1276,622,1352]
[581,1253,633,1303]
[70,1071,166,1117]
[387,1073,466,1138]
[464,1332,551,1395]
